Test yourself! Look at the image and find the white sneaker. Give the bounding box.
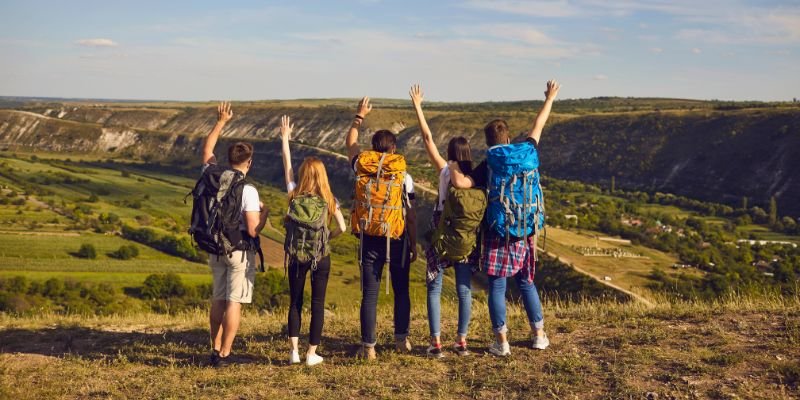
[306,353,323,366]
[289,350,301,364]
[488,341,511,357]
[532,333,550,350]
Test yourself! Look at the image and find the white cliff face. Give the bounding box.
[98,128,139,151]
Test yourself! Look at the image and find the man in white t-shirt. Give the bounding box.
[201,102,269,367]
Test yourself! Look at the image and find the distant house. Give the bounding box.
[565,214,579,221]
[737,239,798,249]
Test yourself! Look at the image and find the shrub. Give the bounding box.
[108,244,140,260]
[75,243,97,259]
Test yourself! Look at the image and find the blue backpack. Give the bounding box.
[485,141,545,243]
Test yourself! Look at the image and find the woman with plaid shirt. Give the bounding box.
[451,80,561,356]
[410,84,476,358]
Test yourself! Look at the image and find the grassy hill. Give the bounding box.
[1,295,798,399]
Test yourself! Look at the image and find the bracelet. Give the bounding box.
[354,114,364,120]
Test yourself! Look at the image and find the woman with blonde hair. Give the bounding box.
[280,115,347,366]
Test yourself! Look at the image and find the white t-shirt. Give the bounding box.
[202,162,260,231]
[435,165,451,212]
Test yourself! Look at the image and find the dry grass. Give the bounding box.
[2,294,799,399]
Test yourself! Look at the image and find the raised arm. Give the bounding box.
[528,80,561,144]
[410,84,446,171]
[448,161,475,189]
[280,115,295,190]
[202,102,233,165]
[346,96,372,161]
[330,208,347,239]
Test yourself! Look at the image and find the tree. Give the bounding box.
[768,196,778,226]
[741,196,748,210]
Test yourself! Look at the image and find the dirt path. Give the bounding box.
[540,248,655,307]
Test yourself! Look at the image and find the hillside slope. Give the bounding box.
[2,100,798,215]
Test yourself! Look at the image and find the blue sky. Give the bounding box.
[1,0,798,102]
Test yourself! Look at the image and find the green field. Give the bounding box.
[544,227,684,295]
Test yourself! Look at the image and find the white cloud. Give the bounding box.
[75,38,118,47]
[594,74,608,80]
[691,48,702,54]
[650,47,663,54]
[476,24,557,46]
[463,0,579,17]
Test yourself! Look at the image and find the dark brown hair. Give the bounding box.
[447,136,473,175]
[228,142,254,166]
[371,130,397,153]
[484,119,509,146]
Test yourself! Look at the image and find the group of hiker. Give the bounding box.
[189,80,561,367]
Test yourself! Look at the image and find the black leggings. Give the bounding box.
[287,255,330,346]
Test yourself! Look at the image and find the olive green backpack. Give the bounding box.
[284,195,330,270]
[431,187,487,263]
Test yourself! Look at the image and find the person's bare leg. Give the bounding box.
[210,299,227,351]
[431,335,441,347]
[290,336,300,352]
[457,334,467,344]
[219,301,242,357]
[307,344,318,357]
[495,331,507,344]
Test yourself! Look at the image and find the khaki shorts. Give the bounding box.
[209,250,256,303]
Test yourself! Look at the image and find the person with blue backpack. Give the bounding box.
[450,80,561,356]
[410,84,485,358]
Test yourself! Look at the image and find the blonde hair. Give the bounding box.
[290,157,337,219]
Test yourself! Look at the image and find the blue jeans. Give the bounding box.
[487,272,544,334]
[427,263,473,338]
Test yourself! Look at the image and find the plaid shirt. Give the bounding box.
[480,232,537,282]
[425,211,480,282]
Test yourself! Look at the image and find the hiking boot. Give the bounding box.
[306,353,324,366]
[359,345,377,360]
[453,341,470,356]
[289,350,301,365]
[532,333,550,350]
[395,337,412,353]
[426,344,444,359]
[488,341,511,357]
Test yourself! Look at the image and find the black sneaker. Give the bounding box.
[426,344,444,359]
[209,350,221,367]
[210,350,233,368]
[453,341,470,356]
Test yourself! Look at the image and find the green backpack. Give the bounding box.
[284,195,330,269]
[431,187,487,263]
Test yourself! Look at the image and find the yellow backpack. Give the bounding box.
[351,151,408,240]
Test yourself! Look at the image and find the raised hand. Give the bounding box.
[217,101,233,123]
[544,80,561,100]
[409,84,424,107]
[356,96,372,118]
[280,115,294,142]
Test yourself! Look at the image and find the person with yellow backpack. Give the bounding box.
[346,96,418,360]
